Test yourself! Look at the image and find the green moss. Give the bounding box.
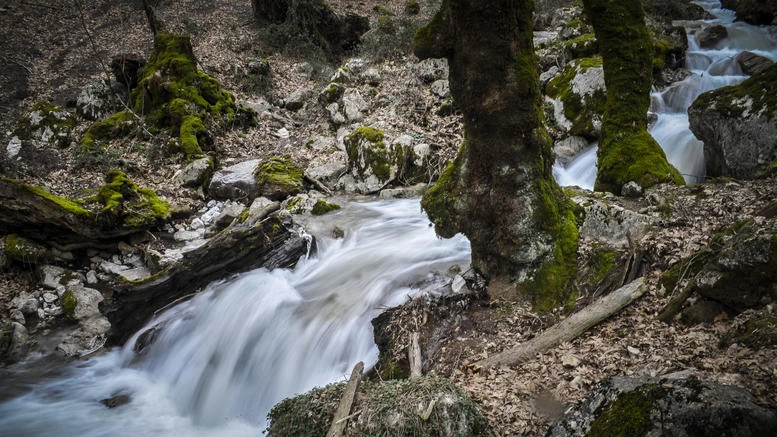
[413,3,448,59]
[344,126,404,183]
[80,110,134,150]
[95,169,170,228]
[321,82,344,102]
[420,143,465,239]
[2,178,90,217]
[311,199,341,215]
[563,32,599,58]
[13,101,76,148]
[691,62,777,118]
[237,208,250,223]
[61,289,77,318]
[4,234,52,265]
[257,156,304,198]
[404,0,420,15]
[721,316,777,349]
[177,115,205,159]
[588,384,666,437]
[591,248,617,284]
[545,57,606,139]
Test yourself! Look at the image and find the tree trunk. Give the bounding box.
[584,0,684,194]
[415,0,578,309]
[473,277,646,369]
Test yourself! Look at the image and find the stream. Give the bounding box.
[0,200,470,436]
[2,2,776,435]
[553,0,777,189]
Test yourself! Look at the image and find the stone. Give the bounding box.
[172,156,214,188]
[15,293,39,316]
[579,200,655,249]
[345,58,366,74]
[689,64,777,179]
[545,59,606,139]
[0,322,29,363]
[695,24,728,48]
[306,151,348,187]
[76,81,123,121]
[86,270,98,284]
[284,88,313,111]
[737,51,774,76]
[414,58,449,83]
[42,292,58,304]
[213,201,246,229]
[56,316,111,358]
[101,393,131,409]
[379,183,427,199]
[326,102,346,125]
[342,88,368,122]
[12,102,75,149]
[6,136,22,159]
[682,299,727,324]
[119,267,152,282]
[10,309,25,324]
[174,229,205,242]
[208,159,261,200]
[361,68,381,85]
[621,181,643,198]
[100,260,128,275]
[244,197,280,225]
[38,264,66,289]
[553,136,589,165]
[330,67,352,84]
[451,274,469,294]
[430,79,450,98]
[65,285,104,320]
[548,375,777,436]
[561,354,580,368]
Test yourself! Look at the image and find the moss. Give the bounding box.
[311,199,341,215]
[4,234,52,265]
[321,82,344,102]
[545,57,605,139]
[420,143,465,239]
[588,384,666,437]
[404,0,420,15]
[237,208,250,223]
[591,248,616,285]
[257,156,304,198]
[13,101,76,148]
[721,316,777,349]
[80,110,134,150]
[177,115,205,159]
[691,62,777,118]
[344,126,404,183]
[2,178,90,217]
[61,289,77,318]
[413,2,448,59]
[563,32,599,58]
[95,169,170,228]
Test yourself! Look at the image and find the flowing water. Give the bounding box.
[0,200,470,436]
[553,0,777,189]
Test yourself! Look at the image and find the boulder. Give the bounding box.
[689,63,777,180]
[76,81,124,121]
[545,58,606,140]
[695,24,728,48]
[548,375,777,436]
[578,200,655,249]
[172,156,214,188]
[10,101,75,150]
[0,321,29,364]
[729,0,777,25]
[414,58,449,83]
[62,284,103,320]
[341,88,368,122]
[208,159,261,200]
[737,51,775,76]
[305,151,348,187]
[553,136,589,165]
[56,316,111,358]
[283,88,313,111]
[256,156,304,201]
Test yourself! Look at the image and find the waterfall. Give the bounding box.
[0,199,471,436]
[553,0,777,189]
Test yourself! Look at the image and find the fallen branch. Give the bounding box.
[409,332,422,378]
[327,361,364,437]
[472,277,646,370]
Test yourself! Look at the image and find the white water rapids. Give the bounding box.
[0,200,470,436]
[553,0,777,189]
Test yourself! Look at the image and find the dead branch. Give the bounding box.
[327,361,364,437]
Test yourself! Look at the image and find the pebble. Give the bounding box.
[43,292,58,303]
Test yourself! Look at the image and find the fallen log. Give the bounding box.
[101,215,310,344]
[327,361,364,437]
[409,331,423,378]
[472,277,646,370]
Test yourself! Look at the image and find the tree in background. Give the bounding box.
[584,0,684,194]
[416,0,578,310]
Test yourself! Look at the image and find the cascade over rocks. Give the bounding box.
[689,63,777,180]
[548,375,777,436]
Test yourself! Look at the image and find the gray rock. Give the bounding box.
[65,285,104,320]
[10,309,25,324]
[6,136,22,159]
[119,267,152,282]
[42,292,58,304]
[539,65,560,88]
[56,316,111,358]
[86,270,98,284]
[695,24,728,48]
[361,68,381,86]
[214,201,246,229]
[553,136,589,165]
[284,88,313,111]
[172,156,214,188]
[414,58,449,83]
[100,260,128,275]
[548,375,777,437]
[174,229,205,242]
[737,51,774,76]
[621,181,644,198]
[379,183,427,199]
[208,159,261,200]
[579,200,655,249]
[342,88,368,122]
[330,67,351,84]
[15,293,39,316]
[244,197,280,225]
[430,79,450,98]
[689,65,777,179]
[0,322,29,363]
[76,81,123,121]
[345,58,366,74]
[39,264,66,289]
[326,102,346,125]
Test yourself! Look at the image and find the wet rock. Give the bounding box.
[727,0,777,25]
[64,285,103,320]
[548,375,777,437]
[379,183,427,199]
[100,393,131,409]
[208,159,261,200]
[56,316,111,358]
[119,267,152,282]
[689,64,777,179]
[172,156,214,188]
[0,321,29,363]
[737,51,774,76]
[695,24,728,48]
[553,136,589,165]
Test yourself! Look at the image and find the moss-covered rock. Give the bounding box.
[12,101,76,149]
[80,110,135,151]
[256,156,304,200]
[545,57,606,140]
[267,375,490,436]
[721,315,777,349]
[4,234,53,265]
[94,169,170,228]
[311,199,341,215]
[343,126,402,192]
[61,289,77,318]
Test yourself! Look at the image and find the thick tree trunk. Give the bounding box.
[473,277,646,369]
[584,0,684,194]
[415,0,577,309]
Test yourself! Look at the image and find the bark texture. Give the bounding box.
[584,0,684,194]
[416,0,577,309]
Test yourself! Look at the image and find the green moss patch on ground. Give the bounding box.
[94,169,170,228]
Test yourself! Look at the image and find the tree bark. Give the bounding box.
[473,277,646,369]
[415,0,577,308]
[584,0,683,194]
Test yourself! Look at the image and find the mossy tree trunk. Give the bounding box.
[416,0,578,310]
[583,0,684,194]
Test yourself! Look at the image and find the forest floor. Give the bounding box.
[1,0,776,436]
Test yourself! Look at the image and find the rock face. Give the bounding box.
[724,0,777,25]
[689,63,777,180]
[736,51,775,76]
[548,375,777,437]
[695,24,728,48]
